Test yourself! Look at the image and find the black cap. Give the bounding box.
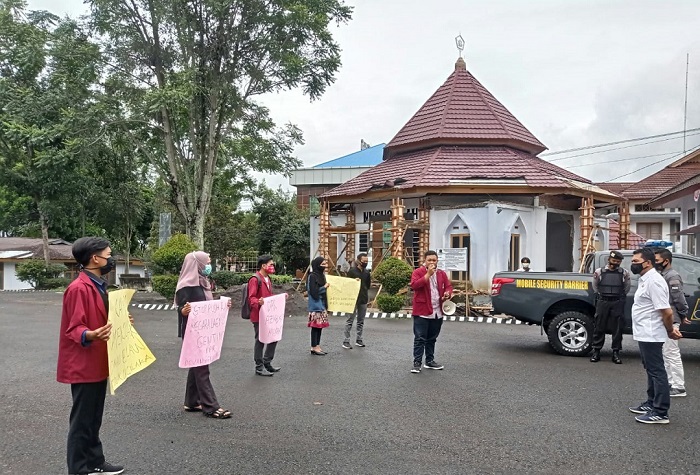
[609,251,624,260]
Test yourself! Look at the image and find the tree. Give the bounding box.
[89,0,352,248]
[0,2,103,263]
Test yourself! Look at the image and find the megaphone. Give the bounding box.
[441,300,456,316]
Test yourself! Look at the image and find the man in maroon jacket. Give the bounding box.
[409,250,453,373]
[57,237,124,475]
[247,255,280,377]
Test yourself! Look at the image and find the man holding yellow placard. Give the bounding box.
[56,237,126,475]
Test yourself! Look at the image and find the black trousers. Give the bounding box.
[253,322,278,369]
[67,380,107,474]
[592,299,624,351]
[311,327,323,347]
[185,365,219,413]
[638,341,670,416]
[413,316,444,364]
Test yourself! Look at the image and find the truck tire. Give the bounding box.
[546,311,593,356]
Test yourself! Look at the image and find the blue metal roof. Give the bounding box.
[313,143,385,168]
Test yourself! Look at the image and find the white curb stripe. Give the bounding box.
[329,311,526,325]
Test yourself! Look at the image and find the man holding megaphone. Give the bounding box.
[409,250,454,374]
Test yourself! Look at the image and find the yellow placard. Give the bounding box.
[326,275,362,313]
[107,289,156,394]
[515,279,589,290]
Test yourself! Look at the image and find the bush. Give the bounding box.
[16,260,67,289]
[373,257,413,294]
[38,277,73,290]
[152,234,198,274]
[152,275,179,301]
[376,294,405,313]
[271,274,293,284]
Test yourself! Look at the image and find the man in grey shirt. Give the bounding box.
[654,249,690,397]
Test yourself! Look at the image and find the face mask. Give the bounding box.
[654,261,667,272]
[608,262,619,270]
[630,263,644,275]
[201,264,212,276]
[360,262,368,268]
[266,265,276,274]
[522,263,530,269]
[95,255,115,275]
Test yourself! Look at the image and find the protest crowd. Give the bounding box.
[56,235,688,475]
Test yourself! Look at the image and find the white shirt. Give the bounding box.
[632,268,671,342]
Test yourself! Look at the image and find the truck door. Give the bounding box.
[672,256,700,337]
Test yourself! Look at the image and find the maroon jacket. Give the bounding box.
[247,272,274,323]
[410,265,454,317]
[57,272,110,384]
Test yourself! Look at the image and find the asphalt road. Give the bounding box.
[1,291,699,475]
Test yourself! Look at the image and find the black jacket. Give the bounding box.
[347,262,371,305]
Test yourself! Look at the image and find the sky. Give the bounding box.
[28,0,700,190]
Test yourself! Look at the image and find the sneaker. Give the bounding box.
[628,403,653,414]
[355,341,366,347]
[670,387,687,397]
[342,342,352,350]
[423,361,444,370]
[410,363,422,373]
[635,411,669,424]
[88,462,124,474]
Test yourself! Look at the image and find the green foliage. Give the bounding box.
[373,257,413,294]
[152,275,179,300]
[271,275,293,284]
[38,277,73,290]
[15,260,67,288]
[376,294,405,313]
[152,234,198,274]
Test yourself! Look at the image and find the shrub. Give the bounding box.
[38,277,73,290]
[373,257,413,294]
[376,294,405,313]
[16,260,67,289]
[271,274,293,284]
[152,234,197,274]
[152,275,179,301]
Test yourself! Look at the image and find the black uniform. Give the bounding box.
[591,266,630,350]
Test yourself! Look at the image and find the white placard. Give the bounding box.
[436,248,468,272]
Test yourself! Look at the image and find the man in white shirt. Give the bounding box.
[627,248,681,424]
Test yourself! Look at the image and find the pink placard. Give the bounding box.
[258,293,286,344]
[178,299,229,368]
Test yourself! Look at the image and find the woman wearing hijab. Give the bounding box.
[175,251,232,419]
[307,256,330,355]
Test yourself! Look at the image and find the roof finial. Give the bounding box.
[455,34,466,71]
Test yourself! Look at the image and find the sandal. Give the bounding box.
[183,405,202,412]
[204,408,231,419]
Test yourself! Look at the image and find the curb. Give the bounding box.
[330,311,527,325]
[0,289,54,292]
[131,303,176,311]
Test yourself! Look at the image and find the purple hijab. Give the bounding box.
[174,251,213,303]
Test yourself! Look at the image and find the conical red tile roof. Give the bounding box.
[385,58,547,157]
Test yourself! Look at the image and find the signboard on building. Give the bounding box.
[436,248,468,271]
[382,222,392,244]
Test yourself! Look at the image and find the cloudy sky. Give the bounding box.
[28,0,700,189]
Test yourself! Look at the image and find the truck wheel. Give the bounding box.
[546,311,593,356]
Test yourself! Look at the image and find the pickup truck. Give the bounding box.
[491,250,700,356]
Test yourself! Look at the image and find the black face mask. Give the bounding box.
[630,262,644,275]
[608,262,620,270]
[654,261,667,273]
[95,255,116,275]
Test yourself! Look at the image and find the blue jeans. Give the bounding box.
[638,341,670,416]
[413,316,443,364]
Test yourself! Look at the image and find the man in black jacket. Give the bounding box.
[343,253,371,349]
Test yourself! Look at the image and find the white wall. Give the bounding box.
[2,262,31,290]
[115,264,146,285]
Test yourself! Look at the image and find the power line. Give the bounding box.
[600,144,700,183]
[541,127,700,157]
[565,150,681,169]
[546,130,700,162]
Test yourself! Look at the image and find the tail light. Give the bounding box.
[491,277,515,296]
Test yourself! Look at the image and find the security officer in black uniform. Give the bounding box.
[590,250,631,364]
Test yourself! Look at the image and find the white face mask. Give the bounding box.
[522,263,530,269]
